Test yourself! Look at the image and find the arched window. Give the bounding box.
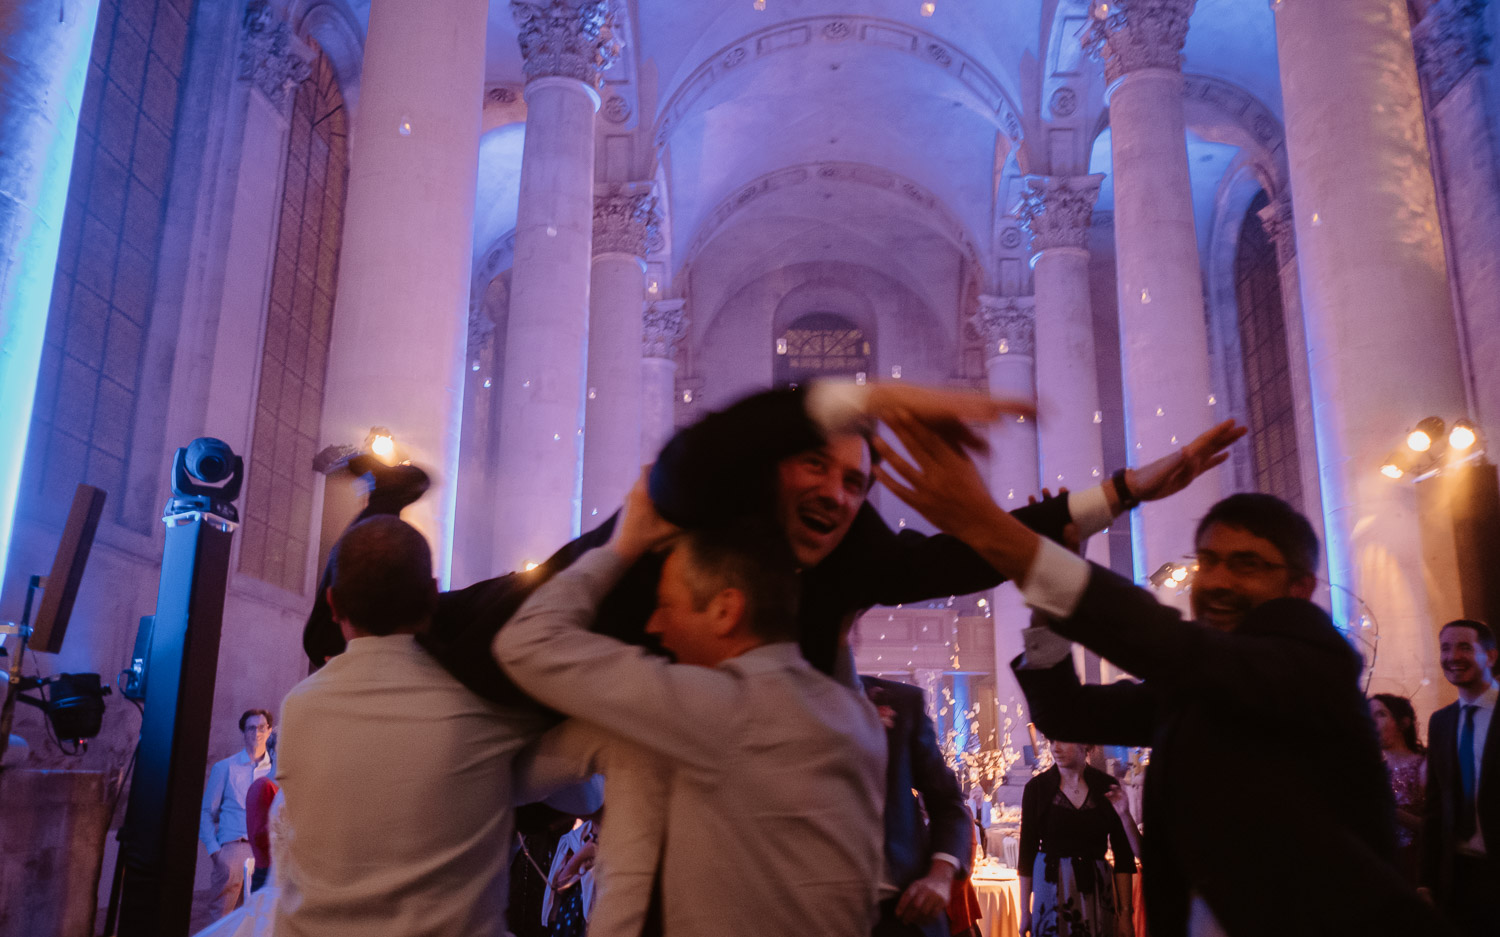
[1234,191,1303,510]
[239,50,348,593]
[774,313,871,389]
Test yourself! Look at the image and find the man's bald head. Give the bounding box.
[327,516,438,637]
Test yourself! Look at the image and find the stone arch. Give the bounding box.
[292,0,364,114]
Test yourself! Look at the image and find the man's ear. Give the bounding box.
[1289,572,1316,601]
[709,587,748,638]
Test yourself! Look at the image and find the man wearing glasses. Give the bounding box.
[871,412,1444,937]
[198,708,276,924]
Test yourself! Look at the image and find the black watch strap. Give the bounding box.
[1111,467,1141,511]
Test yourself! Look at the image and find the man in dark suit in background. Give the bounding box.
[1422,619,1500,937]
[870,412,1446,937]
[862,676,972,937]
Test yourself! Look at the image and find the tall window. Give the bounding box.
[23,0,195,530]
[1234,191,1303,510]
[238,51,347,593]
[774,313,871,388]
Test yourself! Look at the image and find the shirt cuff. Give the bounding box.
[1068,484,1115,539]
[1020,623,1073,670]
[805,381,873,434]
[1019,535,1091,619]
[931,853,961,876]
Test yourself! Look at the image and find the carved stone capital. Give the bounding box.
[593,189,659,258]
[1082,0,1196,84]
[643,300,688,360]
[511,0,620,88]
[1017,175,1105,252]
[972,295,1036,359]
[240,1,313,107]
[1412,0,1491,103]
[1256,190,1296,266]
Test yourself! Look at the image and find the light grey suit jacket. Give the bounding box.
[495,547,887,937]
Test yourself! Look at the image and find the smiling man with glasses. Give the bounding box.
[872,416,1445,937]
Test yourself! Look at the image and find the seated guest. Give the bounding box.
[870,413,1446,937]
[1371,693,1427,884]
[494,481,886,937]
[274,517,553,937]
[1018,741,1135,937]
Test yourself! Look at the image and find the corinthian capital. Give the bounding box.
[1412,0,1491,103]
[240,1,313,107]
[593,189,660,258]
[1082,0,1196,84]
[1017,175,1105,253]
[1256,190,1296,266]
[972,296,1036,359]
[511,0,620,87]
[643,300,688,360]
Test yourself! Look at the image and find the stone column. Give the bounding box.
[1017,174,1111,567]
[1274,0,1469,705]
[1255,191,1327,555]
[492,0,616,570]
[320,0,486,584]
[973,296,1039,692]
[1413,0,1500,437]
[0,0,99,580]
[582,186,656,525]
[1085,0,1224,579]
[641,299,687,464]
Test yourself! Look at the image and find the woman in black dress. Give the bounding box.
[1019,742,1136,937]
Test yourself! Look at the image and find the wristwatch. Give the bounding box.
[1111,467,1141,511]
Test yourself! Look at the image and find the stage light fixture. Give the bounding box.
[1407,417,1445,453]
[1381,462,1404,479]
[369,429,396,463]
[1450,420,1478,452]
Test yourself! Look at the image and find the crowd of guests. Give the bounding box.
[189,381,1494,937]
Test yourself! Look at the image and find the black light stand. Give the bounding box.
[116,439,243,937]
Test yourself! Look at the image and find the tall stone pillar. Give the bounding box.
[1412,0,1500,436]
[641,299,687,465]
[320,0,486,584]
[582,186,656,524]
[0,0,99,578]
[1085,0,1223,579]
[1274,0,1469,703]
[1017,174,1110,567]
[493,0,616,569]
[973,296,1040,692]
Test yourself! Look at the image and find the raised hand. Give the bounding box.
[608,469,682,563]
[867,385,1034,456]
[870,409,1003,544]
[1125,420,1246,503]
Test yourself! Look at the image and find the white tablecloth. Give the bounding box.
[971,870,1021,937]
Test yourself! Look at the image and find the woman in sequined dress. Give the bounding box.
[1370,693,1426,884]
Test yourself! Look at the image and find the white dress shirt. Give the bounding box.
[273,633,551,937]
[1457,682,1497,855]
[199,748,274,853]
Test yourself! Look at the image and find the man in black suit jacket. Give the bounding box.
[1421,619,1500,937]
[871,413,1447,937]
[305,385,1239,709]
[861,676,972,937]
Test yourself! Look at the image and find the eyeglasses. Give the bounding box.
[245,724,272,733]
[1190,550,1291,578]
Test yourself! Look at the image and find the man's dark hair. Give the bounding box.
[676,521,801,644]
[1440,618,1497,654]
[1195,493,1320,576]
[328,516,437,636]
[239,709,274,731]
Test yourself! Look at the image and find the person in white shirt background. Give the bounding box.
[198,708,276,924]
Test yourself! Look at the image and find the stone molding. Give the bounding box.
[240,1,314,108]
[972,295,1036,359]
[688,161,981,270]
[593,189,659,258]
[643,300,688,359]
[511,0,620,88]
[1256,190,1296,266]
[1017,175,1105,252]
[1082,0,1196,85]
[1412,0,1491,103]
[654,15,1024,148]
